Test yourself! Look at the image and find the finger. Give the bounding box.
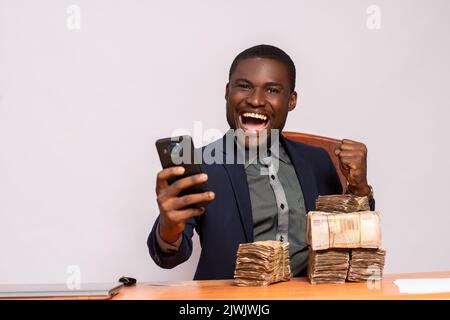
[166,173,208,197]
[341,139,359,145]
[340,143,366,152]
[338,156,359,170]
[168,191,215,210]
[338,160,350,176]
[336,150,366,158]
[156,167,185,192]
[171,207,206,222]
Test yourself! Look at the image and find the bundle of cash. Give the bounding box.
[347,248,386,282]
[315,195,370,213]
[307,248,350,284]
[307,194,385,285]
[234,240,291,286]
[307,210,382,251]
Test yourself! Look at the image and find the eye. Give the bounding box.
[236,83,251,90]
[266,87,280,94]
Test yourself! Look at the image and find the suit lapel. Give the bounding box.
[219,132,253,242]
[281,134,318,212]
[223,163,253,242]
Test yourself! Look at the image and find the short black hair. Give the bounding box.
[228,44,296,92]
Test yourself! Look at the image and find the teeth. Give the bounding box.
[242,112,268,121]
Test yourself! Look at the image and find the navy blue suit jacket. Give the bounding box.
[148,133,374,280]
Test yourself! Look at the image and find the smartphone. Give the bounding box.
[155,135,207,200]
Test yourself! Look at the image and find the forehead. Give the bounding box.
[231,58,290,85]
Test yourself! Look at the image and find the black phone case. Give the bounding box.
[155,135,206,199]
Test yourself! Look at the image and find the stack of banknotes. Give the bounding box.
[347,248,386,282]
[307,195,386,284]
[307,248,350,284]
[234,240,291,286]
[307,210,382,251]
[316,194,370,213]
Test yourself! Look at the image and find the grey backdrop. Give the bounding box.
[1,0,449,284]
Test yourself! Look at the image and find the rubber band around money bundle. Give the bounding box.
[326,214,332,249]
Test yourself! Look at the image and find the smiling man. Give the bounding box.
[226,51,296,139]
[148,45,374,280]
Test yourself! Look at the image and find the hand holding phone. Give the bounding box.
[156,135,206,197]
[155,136,215,243]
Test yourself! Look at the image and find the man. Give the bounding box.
[148,45,374,280]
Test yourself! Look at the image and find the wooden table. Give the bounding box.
[113,271,450,300]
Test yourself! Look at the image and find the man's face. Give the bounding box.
[225,57,297,144]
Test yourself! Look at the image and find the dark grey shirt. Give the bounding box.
[245,144,308,277]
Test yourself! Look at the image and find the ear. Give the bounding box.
[288,91,297,112]
[225,83,230,100]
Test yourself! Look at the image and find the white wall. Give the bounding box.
[1,0,449,284]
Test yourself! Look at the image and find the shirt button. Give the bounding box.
[271,175,276,180]
[280,203,285,210]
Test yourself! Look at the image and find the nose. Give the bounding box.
[246,87,265,107]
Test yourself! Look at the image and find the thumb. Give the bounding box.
[338,157,350,178]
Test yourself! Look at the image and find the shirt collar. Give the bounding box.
[244,139,291,168]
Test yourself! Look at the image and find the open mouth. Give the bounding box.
[239,112,270,132]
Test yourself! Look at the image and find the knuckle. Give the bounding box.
[168,182,180,194]
[183,195,193,205]
[165,211,175,221]
[160,202,169,212]
[174,178,184,189]
[159,199,170,212]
